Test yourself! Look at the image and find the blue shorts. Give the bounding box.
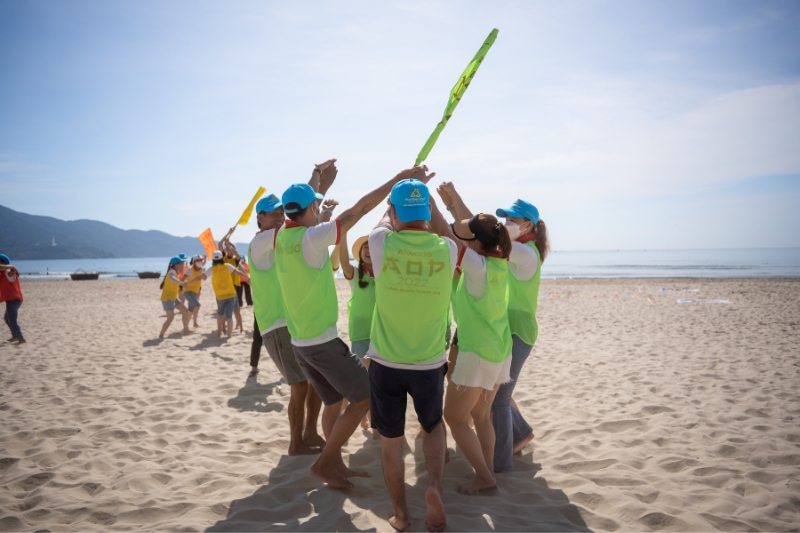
[184,291,201,311]
[369,361,447,439]
[162,299,181,312]
[216,297,236,319]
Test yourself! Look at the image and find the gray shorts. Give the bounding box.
[184,291,201,311]
[262,327,306,385]
[216,297,236,319]
[351,339,370,359]
[162,299,181,312]
[292,337,370,406]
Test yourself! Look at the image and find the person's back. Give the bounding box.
[507,241,541,346]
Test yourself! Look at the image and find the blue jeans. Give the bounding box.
[491,334,534,472]
[4,299,24,341]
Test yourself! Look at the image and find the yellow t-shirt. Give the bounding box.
[182,266,203,293]
[224,256,241,287]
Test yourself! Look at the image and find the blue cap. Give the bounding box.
[281,184,324,214]
[0,254,9,265]
[496,199,539,224]
[178,253,187,260]
[256,194,282,214]
[169,256,185,266]
[390,179,430,223]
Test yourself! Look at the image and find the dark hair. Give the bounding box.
[357,258,370,289]
[470,214,512,259]
[533,219,549,263]
[285,203,308,222]
[212,258,224,266]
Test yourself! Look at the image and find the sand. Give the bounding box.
[0,277,799,532]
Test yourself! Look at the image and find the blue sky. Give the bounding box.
[1,0,799,250]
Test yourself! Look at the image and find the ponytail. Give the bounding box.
[471,214,511,259]
[534,219,549,263]
[496,223,512,259]
[357,259,369,289]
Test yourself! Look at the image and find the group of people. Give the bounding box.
[0,254,25,344]
[241,159,548,532]
[158,237,254,339]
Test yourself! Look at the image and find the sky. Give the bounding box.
[1,0,799,251]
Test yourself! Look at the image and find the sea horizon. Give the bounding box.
[10,246,800,280]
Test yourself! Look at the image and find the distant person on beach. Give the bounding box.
[275,163,427,492]
[435,182,516,495]
[248,190,331,455]
[491,198,549,472]
[205,250,249,339]
[219,239,244,334]
[366,173,452,532]
[182,255,206,328]
[236,256,253,308]
[0,254,25,344]
[338,232,376,432]
[159,256,192,338]
[177,253,188,305]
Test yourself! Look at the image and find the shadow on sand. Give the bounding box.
[226,375,285,414]
[206,429,592,532]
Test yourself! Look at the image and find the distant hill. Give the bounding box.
[0,204,246,260]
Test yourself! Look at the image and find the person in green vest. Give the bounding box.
[366,176,457,532]
[435,182,525,496]
[275,163,430,492]
[491,197,550,473]
[338,231,376,433]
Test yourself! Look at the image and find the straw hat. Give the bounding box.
[351,236,370,262]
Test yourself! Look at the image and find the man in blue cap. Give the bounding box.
[492,198,549,473]
[275,163,434,492]
[247,160,337,455]
[365,174,457,532]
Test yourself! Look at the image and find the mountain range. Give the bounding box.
[0,204,245,260]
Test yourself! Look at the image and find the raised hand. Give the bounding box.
[436,183,455,206]
[315,158,337,172]
[319,162,338,195]
[321,198,340,212]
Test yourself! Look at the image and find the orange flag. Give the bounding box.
[198,228,216,258]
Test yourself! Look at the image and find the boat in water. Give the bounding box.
[70,268,99,281]
[136,271,161,279]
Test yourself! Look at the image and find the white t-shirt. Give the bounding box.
[203,263,236,278]
[509,241,539,281]
[280,219,341,347]
[366,224,459,370]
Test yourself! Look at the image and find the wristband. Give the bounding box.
[313,167,322,175]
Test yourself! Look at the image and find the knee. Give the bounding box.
[291,381,309,395]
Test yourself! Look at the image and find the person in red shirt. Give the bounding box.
[0,254,25,344]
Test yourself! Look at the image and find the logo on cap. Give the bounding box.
[410,188,421,199]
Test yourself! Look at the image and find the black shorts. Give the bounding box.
[369,361,447,439]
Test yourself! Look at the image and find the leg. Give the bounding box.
[304,385,325,447]
[287,381,318,455]
[159,309,174,338]
[472,386,500,475]
[216,313,224,337]
[192,305,200,327]
[5,301,24,342]
[233,306,243,332]
[443,383,496,491]
[309,397,370,489]
[491,336,532,472]
[244,282,253,306]
[381,435,410,531]
[321,400,342,441]
[422,423,447,532]
[250,318,262,372]
[511,404,534,453]
[225,318,233,339]
[236,284,243,307]
[177,303,191,334]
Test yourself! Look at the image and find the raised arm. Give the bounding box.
[309,159,337,196]
[437,181,473,221]
[339,231,355,279]
[429,196,465,257]
[338,165,436,233]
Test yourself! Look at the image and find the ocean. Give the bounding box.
[11,247,800,280]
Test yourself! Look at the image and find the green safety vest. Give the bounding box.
[274,226,338,341]
[454,256,512,362]
[508,241,541,346]
[371,230,453,364]
[348,271,376,342]
[248,242,285,332]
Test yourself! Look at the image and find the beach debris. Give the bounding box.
[677,299,731,304]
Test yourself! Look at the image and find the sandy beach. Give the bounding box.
[0,277,798,532]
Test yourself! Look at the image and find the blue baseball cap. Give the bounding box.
[496,199,539,224]
[178,253,187,261]
[0,254,9,265]
[281,184,324,214]
[256,194,282,214]
[390,179,430,223]
[169,256,185,266]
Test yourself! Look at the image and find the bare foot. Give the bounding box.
[7,337,17,342]
[425,487,446,532]
[360,415,370,430]
[303,432,326,448]
[456,474,497,495]
[389,511,411,532]
[309,462,353,490]
[16,339,26,344]
[288,443,321,456]
[513,433,534,455]
[183,329,194,335]
[335,461,370,478]
[158,334,165,339]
